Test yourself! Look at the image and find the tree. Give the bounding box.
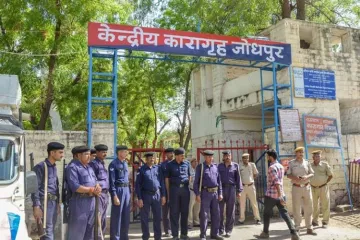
[0,0,132,130]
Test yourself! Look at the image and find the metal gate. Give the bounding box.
[196,140,268,218]
[129,142,166,223]
[349,160,360,206]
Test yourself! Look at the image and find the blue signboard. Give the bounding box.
[294,68,336,100]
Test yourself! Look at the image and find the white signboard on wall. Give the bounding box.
[278,109,303,142]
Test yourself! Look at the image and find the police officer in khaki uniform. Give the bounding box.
[310,150,333,228]
[287,147,317,235]
[238,153,261,225]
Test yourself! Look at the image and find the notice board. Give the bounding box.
[278,109,302,142]
[304,116,339,148]
[294,67,336,100]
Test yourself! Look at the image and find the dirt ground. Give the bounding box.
[108,210,360,240]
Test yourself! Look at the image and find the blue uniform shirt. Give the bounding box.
[135,164,165,200]
[66,160,97,193]
[108,158,129,197]
[165,160,190,186]
[31,159,59,207]
[89,158,109,190]
[193,162,222,196]
[218,162,243,193]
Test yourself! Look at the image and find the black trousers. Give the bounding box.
[263,196,296,234]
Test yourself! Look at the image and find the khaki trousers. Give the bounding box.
[188,189,200,225]
[312,185,330,224]
[292,185,313,230]
[239,185,260,222]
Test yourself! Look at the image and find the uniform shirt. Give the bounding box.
[135,164,165,200]
[108,158,129,197]
[89,158,109,190]
[286,159,314,184]
[31,159,59,207]
[266,161,285,199]
[164,160,190,186]
[310,161,333,186]
[160,159,172,176]
[239,162,258,184]
[218,162,243,193]
[62,158,77,203]
[189,167,196,189]
[193,163,222,196]
[66,160,97,193]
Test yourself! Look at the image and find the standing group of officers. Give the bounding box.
[31,143,333,240]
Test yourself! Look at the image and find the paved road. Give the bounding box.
[104,215,360,240]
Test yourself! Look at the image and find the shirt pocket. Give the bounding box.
[98,169,108,180]
[80,172,91,184]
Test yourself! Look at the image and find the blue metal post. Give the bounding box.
[260,69,265,143]
[112,50,118,157]
[272,63,280,157]
[303,114,309,159]
[87,47,93,147]
[289,65,294,108]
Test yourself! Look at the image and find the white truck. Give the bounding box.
[0,75,37,240]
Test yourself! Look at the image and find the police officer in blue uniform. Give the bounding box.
[32,142,64,240]
[66,145,102,240]
[89,144,109,239]
[161,147,174,237]
[218,150,242,237]
[135,152,166,240]
[194,150,223,240]
[109,145,131,240]
[165,147,191,240]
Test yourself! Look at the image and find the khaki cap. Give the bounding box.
[312,150,322,154]
[242,153,250,157]
[294,147,305,152]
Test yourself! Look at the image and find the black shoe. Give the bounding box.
[164,233,171,237]
[172,237,179,240]
[312,221,319,227]
[180,235,189,240]
[225,232,231,238]
[210,235,224,240]
[238,221,244,225]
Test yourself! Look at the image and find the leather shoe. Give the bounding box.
[259,231,269,239]
[210,235,224,240]
[307,229,317,235]
[291,232,300,240]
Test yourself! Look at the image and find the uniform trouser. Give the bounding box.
[312,185,330,224]
[169,186,190,237]
[96,192,109,238]
[200,191,220,238]
[110,187,130,240]
[263,196,296,234]
[68,197,95,240]
[40,199,58,240]
[140,191,162,240]
[219,186,236,234]
[188,189,200,226]
[162,198,170,234]
[292,185,313,230]
[239,184,261,222]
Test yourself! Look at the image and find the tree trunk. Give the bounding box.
[149,96,158,147]
[183,114,191,151]
[280,0,291,19]
[37,0,61,130]
[296,0,306,20]
[177,70,191,149]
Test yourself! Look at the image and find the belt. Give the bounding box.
[222,183,235,187]
[142,189,159,195]
[311,183,327,189]
[243,182,254,187]
[72,193,93,198]
[43,193,57,201]
[202,187,218,193]
[190,188,194,191]
[115,183,129,187]
[172,183,189,188]
[293,182,309,188]
[102,189,109,194]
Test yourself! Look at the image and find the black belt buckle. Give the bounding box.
[102,189,109,194]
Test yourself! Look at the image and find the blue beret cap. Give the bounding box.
[222,150,231,155]
[203,150,214,156]
[95,144,108,151]
[71,146,80,155]
[116,145,128,151]
[75,146,90,154]
[144,152,155,157]
[164,147,174,153]
[47,142,64,152]
[90,149,96,154]
[174,148,185,155]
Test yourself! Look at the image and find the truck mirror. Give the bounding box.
[25,171,38,195]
